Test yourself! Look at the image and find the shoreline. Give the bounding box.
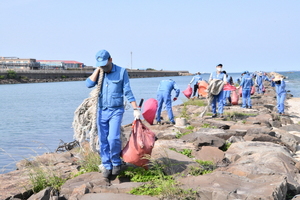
[287,97,300,124]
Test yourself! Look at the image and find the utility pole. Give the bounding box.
[131,51,132,69]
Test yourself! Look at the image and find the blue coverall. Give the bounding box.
[156,79,180,123]
[255,75,264,94]
[86,64,136,170]
[189,74,203,97]
[274,80,286,114]
[240,73,254,108]
[209,71,226,114]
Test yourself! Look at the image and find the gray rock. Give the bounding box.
[178,171,287,200]
[80,193,159,200]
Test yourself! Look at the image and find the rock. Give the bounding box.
[224,141,300,193]
[27,187,52,200]
[178,171,287,200]
[193,146,225,164]
[80,193,159,200]
[281,124,300,132]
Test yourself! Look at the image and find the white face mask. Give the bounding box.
[217,67,222,72]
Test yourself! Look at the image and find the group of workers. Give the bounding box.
[86,49,287,178]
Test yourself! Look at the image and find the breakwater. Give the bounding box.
[0,69,191,84]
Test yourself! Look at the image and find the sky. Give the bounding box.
[1,0,299,73]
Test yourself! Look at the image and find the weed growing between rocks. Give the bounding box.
[179,99,206,120]
[119,161,200,199]
[223,111,257,121]
[219,142,232,151]
[169,148,194,158]
[201,123,216,128]
[74,147,101,176]
[175,131,193,139]
[27,162,69,193]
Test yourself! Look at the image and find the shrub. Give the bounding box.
[7,70,16,79]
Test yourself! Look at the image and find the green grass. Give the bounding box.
[178,99,207,120]
[201,123,216,128]
[189,160,215,176]
[183,98,206,107]
[119,162,199,198]
[169,148,194,158]
[28,146,101,193]
[219,142,231,151]
[224,111,257,117]
[74,150,101,176]
[28,163,69,193]
[175,131,193,139]
[185,125,194,130]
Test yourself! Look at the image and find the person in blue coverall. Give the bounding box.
[238,71,254,109]
[272,75,286,115]
[86,49,141,178]
[208,64,227,118]
[189,72,202,98]
[255,72,264,94]
[156,79,180,125]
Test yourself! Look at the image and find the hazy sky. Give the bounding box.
[1,0,299,73]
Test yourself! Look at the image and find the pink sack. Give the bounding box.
[262,85,265,92]
[121,120,156,169]
[223,83,237,91]
[182,85,192,99]
[142,98,158,125]
[251,86,255,95]
[231,90,239,105]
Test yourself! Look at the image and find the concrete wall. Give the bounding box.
[0,70,189,79]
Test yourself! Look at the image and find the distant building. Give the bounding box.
[0,57,39,70]
[37,60,84,70]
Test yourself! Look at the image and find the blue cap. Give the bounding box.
[95,50,110,67]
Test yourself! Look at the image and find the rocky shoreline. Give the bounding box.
[1,81,300,199]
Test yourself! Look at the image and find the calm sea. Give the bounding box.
[1,71,299,173]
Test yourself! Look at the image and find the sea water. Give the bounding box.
[0,71,299,173]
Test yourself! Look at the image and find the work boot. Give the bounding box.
[212,114,217,118]
[112,165,122,176]
[102,168,112,178]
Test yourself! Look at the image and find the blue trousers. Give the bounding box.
[156,92,175,123]
[97,108,124,170]
[277,93,286,113]
[223,90,231,105]
[211,90,224,114]
[257,84,264,94]
[242,89,251,108]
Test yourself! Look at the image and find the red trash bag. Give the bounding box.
[231,90,239,105]
[142,98,158,125]
[121,119,156,169]
[262,85,265,92]
[251,86,255,95]
[223,83,237,91]
[182,85,192,99]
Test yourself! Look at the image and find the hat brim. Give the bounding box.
[96,59,108,67]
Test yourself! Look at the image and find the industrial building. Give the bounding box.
[0,57,84,70]
[37,60,84,70]
[0,57,39,70]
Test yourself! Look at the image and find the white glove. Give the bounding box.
[133,108,141,119]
